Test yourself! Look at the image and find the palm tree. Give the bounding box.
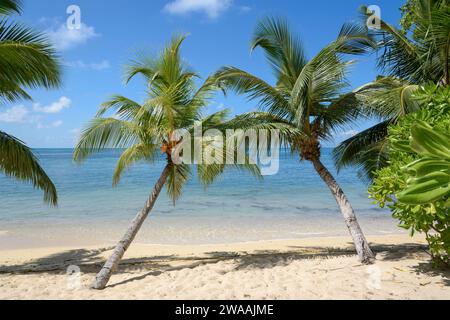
[74,35,259,290]
[334,0,450,179]
[214,18,377,263]
[0,0,61,205]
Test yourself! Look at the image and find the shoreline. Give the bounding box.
[1,234,449,300]
[0,215,404,251]
[0,234,428,268]
[0,233,410,257]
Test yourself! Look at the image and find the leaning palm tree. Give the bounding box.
[214,18,377,263]
[74,35,259,290]
[0,0,61,205]
[334,0,450,179]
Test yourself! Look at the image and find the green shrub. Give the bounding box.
[369,84,450,266]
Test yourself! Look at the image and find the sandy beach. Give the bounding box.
[1,234,449,300]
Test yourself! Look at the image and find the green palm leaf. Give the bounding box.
[252,17,308,88]
[112,143,158,186]
[0,0,22,15]
[0,20,61,92]
[333,121,391,180]
[0,131,57,205]
[73,118,144,162]
[166,163,190,204]
[0,1,61,205]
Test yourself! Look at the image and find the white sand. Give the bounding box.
[0,235,449,300]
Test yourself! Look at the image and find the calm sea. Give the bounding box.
[0,148,402,249]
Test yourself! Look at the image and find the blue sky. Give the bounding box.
[0,0,405,148]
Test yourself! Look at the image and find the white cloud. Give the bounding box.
[65,59,111,71]
[33,97,72,114]
[37,120,64,129]
[0,105,29,123]
[164,0,232,19]
[47,23,99,51]
[0,98,70,129]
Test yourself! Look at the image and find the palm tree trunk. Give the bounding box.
[311,157,375,264]
[92,164,172,290]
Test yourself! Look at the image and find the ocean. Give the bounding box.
[0,148,402,249]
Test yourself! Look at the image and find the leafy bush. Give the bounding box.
[396,122,450,207]
[369,84,450,266]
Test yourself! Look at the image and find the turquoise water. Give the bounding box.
[0,149,401,249]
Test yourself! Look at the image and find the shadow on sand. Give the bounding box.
[1,242,449,288]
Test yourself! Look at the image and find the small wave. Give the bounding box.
[0,230,9,236]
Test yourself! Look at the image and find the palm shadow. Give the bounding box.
[2,242,448,289]
[107,242,439,288]
[0,247,113,274]
[0,247,176,275]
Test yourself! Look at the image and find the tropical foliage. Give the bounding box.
[369,84,450,266]
[0,0,61,205]
[334,0,450,180]
[214,17,377,262]
[397,122,450,207]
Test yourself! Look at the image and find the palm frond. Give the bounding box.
[97,95,143,118]
[0,0,22,15]
[251,17,308,88]
[196,122,263,187]
[197,162,261,187]
[222,112,300,150]
[356,78,420,120]
[0,78,30,102]
[213,66,292,119]
[360,1,449,84]
[96,95,164,128]
[188,75,220,112]
[124,56,159,85]
[166,164,191,204]
[333,121,391,180]
[0,131,57,205]
[199,109,230,130]
[291,41,351,130]
[314,91,363,140]
[336,22,377,55]
[112,143,158,186]
[0,19,61,89]
[73,118,144,162]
